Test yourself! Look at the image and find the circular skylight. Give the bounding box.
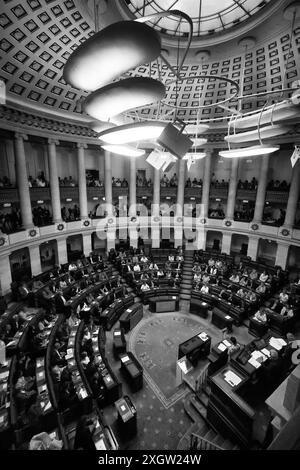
[123,0,273,37]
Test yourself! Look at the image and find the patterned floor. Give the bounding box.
[102,306,255,450]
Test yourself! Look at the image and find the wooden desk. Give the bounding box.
[115,395,137,437]
[119,352,143,392]
[178,331,211,366]
[148,295,179,312]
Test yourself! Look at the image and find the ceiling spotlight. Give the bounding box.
[101,144,145,157]
[219,145,280,158]
[98,121,167,144]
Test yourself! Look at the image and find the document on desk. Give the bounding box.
[248,357,261,369]
[198,332,209,342]
[120,355,130,363]
[218,342,227,352]
[252,350,267,362]
[262,348,271,357]
[95,438,106,450]
[269,337,286,351]
[114,332,121,336]
[223,339,231,347]
[224,370,242,387]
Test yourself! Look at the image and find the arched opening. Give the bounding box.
[206,230,222,252]
[39,240,58,272]
[231,234,249,256]
[9,247,31,283]
[66,234,83,262]
[257,238,277,267]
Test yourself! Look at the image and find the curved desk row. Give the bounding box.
[140,287,179,304]
[100,294,135,331]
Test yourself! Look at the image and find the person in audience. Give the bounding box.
[141,281,150,292]
[168,254,175,262]
[157,268,164,278]
[140,254,148,263]
[239,276,248,287]
[202,273,210,284]
[194,272,201,283]
[51,342,67,367]
[237,288,246,299]
[249,269,258,281]
[246,291,257,303]
[228,337,241,357]
[271,288,289,310]
[133,262,141,273]
[254,307,268,323]
[280,304,294,318]
[259,270,269,283]
[149,261,158,270]
[200,283,209,294]
[208,257,215,267]
[229,272,240,283]
[256,282,266,294]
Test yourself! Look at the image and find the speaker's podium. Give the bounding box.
[176,356,193,387]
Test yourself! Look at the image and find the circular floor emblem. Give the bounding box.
[251,223,259,231]
[57,223,64,231]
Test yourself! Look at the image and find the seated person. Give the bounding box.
[229,272,240,283]
[51,342,67,367]
[192,263,201,273]
[246,291,257,303]
[256,282,266,294]
[202,273,210,284]
[280,304,294,318]
[168,254,175,262]
[194,272,202,283]
[239,276,248,287]
[140,272,149,281]
[68,262,77,272]
[133,263,141,272]
[207,266,217,276]
[141,281,150,292]
[208,258,215,267]
[228,337,241,357]
[140,255,148,263]
[237,288,246,299]
[200,283,209,294]
[271,289,289,310]
[249,269,258,281]
[157,268,164,278]
[254,307,268,323]
[80,351,90,370]
[259,270,269,283]
[165,260,172,271]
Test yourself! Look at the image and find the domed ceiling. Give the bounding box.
[0,0,299,127]
[121,0,274,38]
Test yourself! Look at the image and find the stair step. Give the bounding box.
[190,396,207,418]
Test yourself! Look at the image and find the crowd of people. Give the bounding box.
[58,176,76,187]
[112,177,128,187]
[0,176,13,188]
[61,205,80,222]
[28,172,49,188]
[0,207,22,234]
[136,175,151,187]
[160,173,178,187]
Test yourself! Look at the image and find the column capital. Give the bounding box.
[48,138,59,146]
[77,142,88,149]
[15,132,28,141]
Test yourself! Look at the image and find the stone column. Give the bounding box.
[82,233,92,257]
[47,139,61,223]
[283,161,300,228]
[201,150,212,218]
[14,133,33,229]
[0,254,12,296]
[152,168,161,217]
[252,155,270,223]
[104,150,113,216]
[222,232,232,255]
[57,237,68,265]
[77,143,88,219]
[176,159,186,216]
[226,159,239,220]
[247,236,259,261]
[129,157,137,217]
[29,244,42,276]
[275,243,289,270]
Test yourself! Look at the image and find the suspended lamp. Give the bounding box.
[191,137,207,147]
[63,21,161,92]
[101,144,145,157]
[98,121,167,144]
[184,124,209,134]
[84,77,166,121]
[219,145,279,158]
[225,124,291,144]
[183,152,206,160]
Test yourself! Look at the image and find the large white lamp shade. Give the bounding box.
[63,21,161,92]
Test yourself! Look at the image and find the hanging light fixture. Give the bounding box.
[101,144,145,157]
[225,124,291,144]
[98,121,167,144]
[219,145,279,158]
[191,137,207,146]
